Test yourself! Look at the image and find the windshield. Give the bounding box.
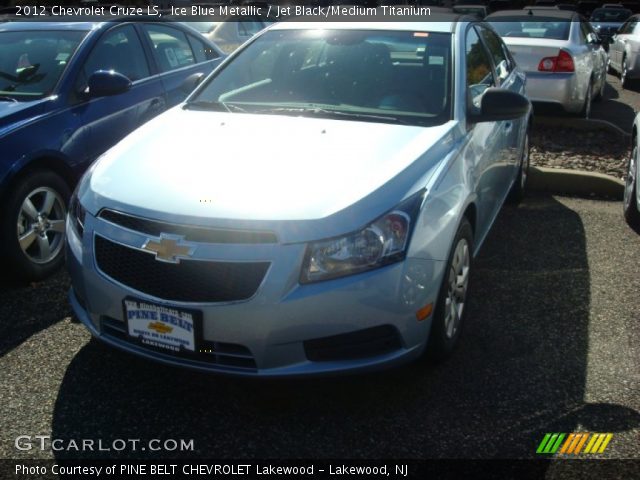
[490,18,571,40]
[190,29,452,127]
[0,30,87,100]
[590,8,632,22]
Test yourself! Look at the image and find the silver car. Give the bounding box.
[489,9,608,117]
[66,19,531,376]
[608,14,640,87]
[624,114,640,228]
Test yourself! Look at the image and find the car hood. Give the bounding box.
[87,107,456,242]
[0,98,49,137]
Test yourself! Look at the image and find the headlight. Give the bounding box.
[300,190,425,283]
[68,189,86,238]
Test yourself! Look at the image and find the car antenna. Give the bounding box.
[527,8,533,15]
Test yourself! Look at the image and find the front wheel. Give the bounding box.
[621,57,634,89]
[0,170,71,281]
[624,143,640,230]
[427,218,473,362]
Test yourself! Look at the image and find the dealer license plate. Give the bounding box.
[123,298,199,353]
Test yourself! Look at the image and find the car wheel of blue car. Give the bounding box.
[2,170,70,281]
[427,217,473,362]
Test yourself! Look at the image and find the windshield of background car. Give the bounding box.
[0,30,87,99]
[590,8,632,22]
[490,18,571,40]
[191,29,452,127]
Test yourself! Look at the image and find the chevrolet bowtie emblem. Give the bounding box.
[142,234,195,263]
[148,321,173,334]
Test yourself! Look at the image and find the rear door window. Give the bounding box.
[142,24,196,73]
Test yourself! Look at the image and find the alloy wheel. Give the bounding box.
[521,133,530,190]
[443,238,470,340]
[16,187,66,264]
[624,145,637,211]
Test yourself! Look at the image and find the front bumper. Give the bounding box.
[66,212,445,377]
[524,72,584,113]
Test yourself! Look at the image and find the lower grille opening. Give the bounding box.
[101,317,257,370]
[304,325,402,362]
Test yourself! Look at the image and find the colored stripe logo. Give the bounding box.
[537,433,613,455]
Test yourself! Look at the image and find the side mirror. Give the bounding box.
[468,88,531,123]
[87,70,131,97]
[181,72,205,95]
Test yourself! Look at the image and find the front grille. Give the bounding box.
[101,317,257,370]
[99,209,277,244]
[304,325,402,362]
[95,236,269,303]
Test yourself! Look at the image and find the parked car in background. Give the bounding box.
[608,14,640,87]
[205,17,272,53]
[590,7,632,49]
[489,9,607,117]
[0,20,223,280]
[577,0,600,16]
[453,4,489,18]
[556,3,578,10]
[67,17,532,376]
[624,113,640,229]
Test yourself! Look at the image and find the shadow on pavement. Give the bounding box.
[0,269,72,358]
[50,195,640,460]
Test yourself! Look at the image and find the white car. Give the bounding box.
[489,8,608,117]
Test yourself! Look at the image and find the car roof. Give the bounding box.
[0,21,98,31]
[487,8,579,18]
[271,14,470,33]
[0,17,191,32]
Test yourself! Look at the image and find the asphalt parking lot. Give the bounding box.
[1,194,638,462]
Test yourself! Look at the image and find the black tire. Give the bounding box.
[507,127,530,205]
[427,217,474,362]
[0,170,71,281]
[580,81,592,118]
[624,143,640,231]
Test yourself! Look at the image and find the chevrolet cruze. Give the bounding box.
[67,18,532,376]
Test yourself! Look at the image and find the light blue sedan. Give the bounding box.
[66,17,532,376]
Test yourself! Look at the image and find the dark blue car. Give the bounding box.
[0,20,223,280]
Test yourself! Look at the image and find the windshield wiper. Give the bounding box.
[0,96,17,102]
[255,106,410,125]
[183,100,246,113]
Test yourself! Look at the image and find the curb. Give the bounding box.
[529,166,625,200]
[534,116,631,138]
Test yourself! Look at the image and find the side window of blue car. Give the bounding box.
[142,25,196,73]
[477,26,511,84]
[187,34,220,63]
[74,24,150,99]
[465,26,495,112]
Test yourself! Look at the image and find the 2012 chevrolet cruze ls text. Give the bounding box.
[67,18,532,376]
